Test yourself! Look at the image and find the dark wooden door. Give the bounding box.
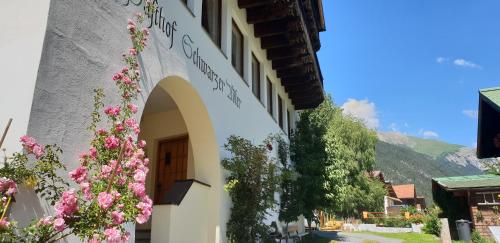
[154,136,188,204]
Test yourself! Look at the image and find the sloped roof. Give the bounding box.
[433,174,500,190]
[477,87,500,158]
[393,184,416,199]
[480,87,500,109]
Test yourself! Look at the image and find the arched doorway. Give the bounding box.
[136,76,221,243]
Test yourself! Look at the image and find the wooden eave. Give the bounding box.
[238,0,326,109]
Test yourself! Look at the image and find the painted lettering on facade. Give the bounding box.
[119,0,242,109]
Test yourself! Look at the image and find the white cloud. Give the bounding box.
[419,129,439,139]
[341,98,379,129]
[388,123,399,132]
[436,57,448,64]
[462,109,478,119]
[453,58,482,69]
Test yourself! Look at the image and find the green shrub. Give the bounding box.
[422,205,442,236]
[471,230,494,243]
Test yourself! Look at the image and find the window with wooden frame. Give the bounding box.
[251,54,261,100]
[278,96,284,129]
[231,21,244,78]
[476,191,500,205]
[267,78,273,117]
[201,0,221,47]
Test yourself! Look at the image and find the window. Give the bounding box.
[267,78,273,117]
[231,21,244,77]
[476,192,500,205]
[251,54,261,100]
[287,110,292,135]
[201,0,221,47]
[278,96,284,129]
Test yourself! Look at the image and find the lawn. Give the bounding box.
[356,232,440,243]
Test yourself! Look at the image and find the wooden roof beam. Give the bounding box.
[267,46,306,60]
[254,19,298,37]
[238,0,273,9]
[247,6,290,24]
[277,67,312,79]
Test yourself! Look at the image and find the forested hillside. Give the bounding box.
[375,132,486,204]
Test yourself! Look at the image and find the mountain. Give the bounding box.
[375,131,489,205]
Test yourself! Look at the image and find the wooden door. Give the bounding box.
[154,136,188,204]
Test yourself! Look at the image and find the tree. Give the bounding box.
[222,135,280,243]
[322,96,383,217]
[289,96,336,229]
[276,136,300,241]
[290,95,385,222]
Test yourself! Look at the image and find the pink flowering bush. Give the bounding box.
[0,2,157,242]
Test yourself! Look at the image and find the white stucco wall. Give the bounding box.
[9,0,302,242]
[151,182,211,243]
[0,0,50,154]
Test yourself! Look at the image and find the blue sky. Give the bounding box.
[318,0,500,147]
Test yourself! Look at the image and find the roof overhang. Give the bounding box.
[432,175,500,192]
[237,0,326,109]
[477,87,500,159]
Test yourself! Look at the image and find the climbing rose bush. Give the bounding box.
[0,2,157,242]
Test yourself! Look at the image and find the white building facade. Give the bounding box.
[0,0,325,242]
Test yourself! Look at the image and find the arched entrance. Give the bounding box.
[136,76,221,243]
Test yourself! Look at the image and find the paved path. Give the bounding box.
[313,231,403,243]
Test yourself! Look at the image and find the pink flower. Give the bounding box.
[137,140,146,148]
[20,135,36,147]
[129,48,137,56]
[97,129,107,135]
[32,144,45,159]
[125,118,140,135]
[128,182,146,197]
[128,104,138,114]
[104,135,120,149]
[104,227,122,243]
[123,76,132,85]
[133,170,146,183]
[19,135,45,159]
[142,28,150,36]
[114,122,124,132]
[89,147,97,158]
[69,166,88,183]
[38,216,52,226]
[136,214,148,224]
[54,189,78,217]
[97,192,114,210]
[100,165,113,178]
[136,197,153,224]
[104,106,121,117]
[0,218,10,229]
[111,211,124,224]
[53,217,66,232]
[80,182,92,200]
[0,178,17,196]
[121,66,129,73]
[112,72,123,81]
[127,20,136,32]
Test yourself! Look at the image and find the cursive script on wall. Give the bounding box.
[118,0,242,109]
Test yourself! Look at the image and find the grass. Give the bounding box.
[356,232,440,243]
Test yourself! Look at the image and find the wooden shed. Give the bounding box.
[432,175,500,240]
